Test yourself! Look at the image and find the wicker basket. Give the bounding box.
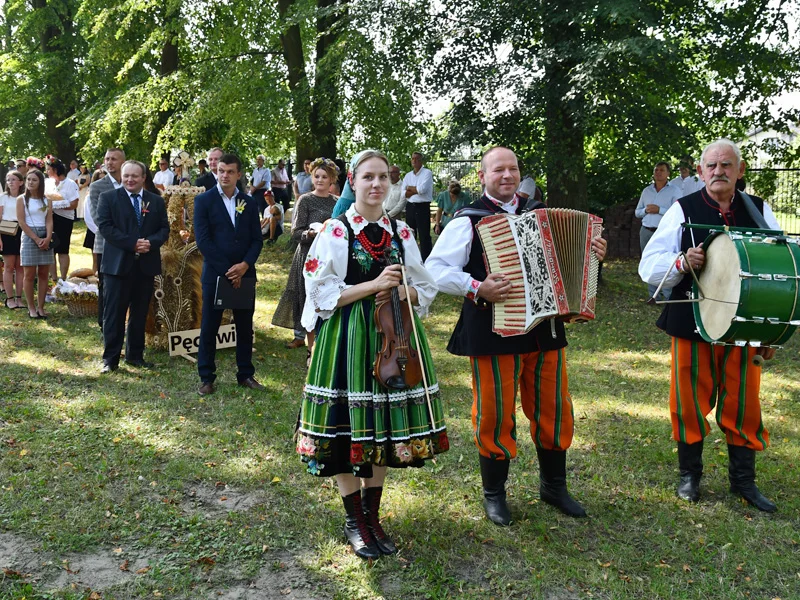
[59,293,99,317]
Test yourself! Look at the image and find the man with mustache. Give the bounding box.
[639,138,781,512]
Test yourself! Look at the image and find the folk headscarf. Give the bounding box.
[331,149,378,218]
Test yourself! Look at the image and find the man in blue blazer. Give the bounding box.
[97,160,169,373]
[194,153,264,395]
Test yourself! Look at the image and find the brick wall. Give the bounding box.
[603,200,643,259]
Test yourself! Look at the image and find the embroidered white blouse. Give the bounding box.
[300,204,438,331]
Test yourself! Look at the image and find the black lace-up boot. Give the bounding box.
[341,490,381,559]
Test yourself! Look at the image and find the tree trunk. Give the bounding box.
[541,9,587,211]
[309,0,346,161]
[278,0,316,163]
[153,5,180,159]
[279,0,348,164]
[544,81,588,211]
[33,0,77,161]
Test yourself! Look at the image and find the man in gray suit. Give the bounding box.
[88,148,125,330]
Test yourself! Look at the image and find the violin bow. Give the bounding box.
[396,252,438,460]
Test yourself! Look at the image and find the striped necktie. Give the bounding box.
[131,193,142,227]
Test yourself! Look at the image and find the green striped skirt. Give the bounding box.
[296,297,448,477]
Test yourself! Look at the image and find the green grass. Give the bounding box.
[1,223,799,599]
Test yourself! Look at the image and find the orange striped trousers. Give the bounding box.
[470,349,573,459]
[670,337,768,450]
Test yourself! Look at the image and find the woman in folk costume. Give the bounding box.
[296,150,448,560]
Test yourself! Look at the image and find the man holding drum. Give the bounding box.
[427,146,607,526]
[639,138,780,512]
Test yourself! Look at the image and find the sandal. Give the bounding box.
[37,309,48,319]
[4,298,14,309]
[14,297,22,309]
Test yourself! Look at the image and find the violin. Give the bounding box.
[374,248,423,390]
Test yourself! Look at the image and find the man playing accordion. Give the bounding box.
[427,147,607,526]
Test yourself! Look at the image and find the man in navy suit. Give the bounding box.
[194,153,264,395]
[97,160,169,373]
[195,147,222,191]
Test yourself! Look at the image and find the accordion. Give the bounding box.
[475,208,603,337]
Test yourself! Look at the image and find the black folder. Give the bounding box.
[214,276,256,310]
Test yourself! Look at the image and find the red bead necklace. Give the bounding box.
[356,228,392,261]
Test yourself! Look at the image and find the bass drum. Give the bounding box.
[693,231,800,346]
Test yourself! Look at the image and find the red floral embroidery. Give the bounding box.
[350,443,364,464]
[331,225,345,238]
[305,257,320,273]
[353,215,364,224]
[382,217,389,226]
[466,279,480,302]
[399,226,411,240]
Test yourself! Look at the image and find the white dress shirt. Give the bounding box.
[251,166,271,191]
[84,195,96,233]
[634,182,680,228]
[126,188,145,217]
[639,197,780,289]
[517,176,537,197]
[153,169,175,188]
[47,177,80,220]
[669,175,705,198]
[217,183,237,226]
[426,194,518,298]
[401,167,433,204]
[383,181,405,217]
[67,168,81,182]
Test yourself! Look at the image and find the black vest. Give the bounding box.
[447,197,567,357]
[656,189,765,340]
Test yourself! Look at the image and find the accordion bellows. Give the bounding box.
[476,208,603,337]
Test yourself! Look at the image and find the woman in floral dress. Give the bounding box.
[296,149,448,560]
[272,158,339,356]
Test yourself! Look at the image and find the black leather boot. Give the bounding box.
[677,441,703,502]
[728,445,777,513]
[361,487,397,555]
[341,491,381,559]
[479,455,511,526]
[537,448,587,518]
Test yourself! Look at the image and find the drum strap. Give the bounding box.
[738,190,770,230]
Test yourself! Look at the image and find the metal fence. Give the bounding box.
[427,162,800,233]
[427,159,483,201]
[746,168,800,235]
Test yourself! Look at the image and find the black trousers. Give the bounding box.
[96,255,104,330]
[252,189,267,216]
[405,202,432,260]
[273,188,290,212]
[197,281,255,384]
[102,265,154,364]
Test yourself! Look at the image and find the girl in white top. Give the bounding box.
[0,170,24,308]
[16,169,54,319]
